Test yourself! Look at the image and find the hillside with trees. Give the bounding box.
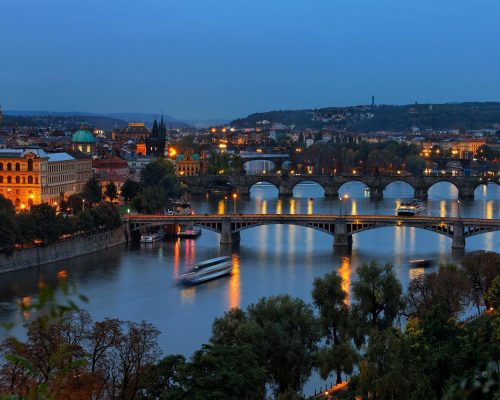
[231,102,500,132]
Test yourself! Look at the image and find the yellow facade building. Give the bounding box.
[0,149,92,210]
[175,152,201,176]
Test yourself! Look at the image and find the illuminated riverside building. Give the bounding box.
[0,148,91,210]
[175,151,201,176]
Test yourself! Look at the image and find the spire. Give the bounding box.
[151,119,159,138]
[159,114,166,138]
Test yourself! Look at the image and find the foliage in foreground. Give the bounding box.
[1,251,499,399]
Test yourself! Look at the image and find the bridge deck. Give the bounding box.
[124,214,499,225]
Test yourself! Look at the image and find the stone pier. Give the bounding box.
[452,221,465,249]
[333,221,352,247]
[220,218,241,244]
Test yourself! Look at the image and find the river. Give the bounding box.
[0,180,498,394]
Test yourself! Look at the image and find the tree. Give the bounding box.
[67,193,84,214]
[29,203,61,243]
[0,210,17,254]
[352,261,403,330]
[312,272,357,384]
[405,264,471,318]
[177,344,266,400]
[476,145,497,161]
[0,194,15,214]
[0,308,161,400]
[132,187,167,214]
[207,151,232,175]
[121,178,141,203]
[140,354,186,400]
[462,251,500,311]
[357,328,415,400]
[160,174,182,199]
[140,159,175,187]
[90,203,122,230]
[406,155,426,176]
[76,209,95,232]
[82,177,103,206]
[104,181,118,202]
[486,276,500,310]
[231,155,245,175]
[211,295,320,396]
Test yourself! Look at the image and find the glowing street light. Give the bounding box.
[232,192,238,213]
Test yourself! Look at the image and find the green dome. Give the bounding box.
[72,129,96,143]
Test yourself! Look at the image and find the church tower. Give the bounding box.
[146,115,168,157]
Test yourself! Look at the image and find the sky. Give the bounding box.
[1,0,500,120]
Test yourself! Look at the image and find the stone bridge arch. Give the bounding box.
[290,178,327,196]
[382,178,416,195]
[473,179,500,192]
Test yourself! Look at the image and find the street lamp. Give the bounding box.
[232,192,238,213]
[82,199,85,212]
[224,196,228,214]
[339,194,349,217]
[457,199,460,219]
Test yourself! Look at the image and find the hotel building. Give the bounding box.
[0,148,92,210]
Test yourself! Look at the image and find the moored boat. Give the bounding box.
[178,227,202,238]
[397,199,426,216]
[140,231,165,243]
[179,256,232,285]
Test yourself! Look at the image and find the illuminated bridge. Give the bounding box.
[179,174,499,200]
[124,214,500,250]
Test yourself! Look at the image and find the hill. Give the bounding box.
[4,110,192,129]
[230,102,500,131]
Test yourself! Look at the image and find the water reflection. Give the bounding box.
[276,199,283,214]
[338,256,351,304]
[228,253,241,309]
[180,286,196,304]
[409,267,425,280]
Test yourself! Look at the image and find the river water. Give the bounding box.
[0,180,498,393]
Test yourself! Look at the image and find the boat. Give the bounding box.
[140,231,165,243]
[409,259,434,268]
[397,199,426,216]
[178,227,202,238]
[179,256,232,285]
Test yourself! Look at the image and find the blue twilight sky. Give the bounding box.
[1,0,500,120]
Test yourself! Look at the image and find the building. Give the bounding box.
[450,138,486,159]
[92,156,134,200]
[66,151,93,193]
[71,123,96,156]
[175,151,201,176]
[146,116,168,157]
[121,122,150,141]
[0,148,92,209]
[125,155,152,177]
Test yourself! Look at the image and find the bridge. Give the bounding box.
[123,214,500,250]
[179,174,499,200]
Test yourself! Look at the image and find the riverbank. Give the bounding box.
[0,227,127,274]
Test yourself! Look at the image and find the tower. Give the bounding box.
[0,104,3,122]
[146,115,168,157]
[371,96,375,107]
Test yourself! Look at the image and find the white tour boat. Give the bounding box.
[179,256,232,285]
[397,200,426,216]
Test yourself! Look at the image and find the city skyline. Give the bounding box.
[2,0,500,120]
